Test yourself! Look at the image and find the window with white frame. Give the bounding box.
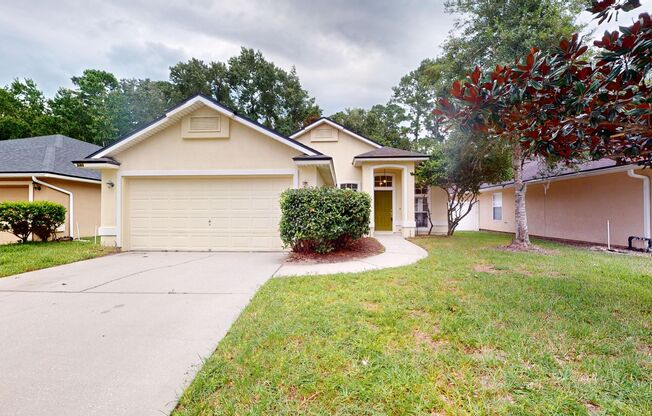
[415,185,429,228]
[492,192,503,220]
[374,175,393,188]
[339,183,358,191]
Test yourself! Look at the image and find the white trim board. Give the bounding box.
[119,169,297,177]
[93,96,319,158]
[0,173,100,184]
[353,157,428,166]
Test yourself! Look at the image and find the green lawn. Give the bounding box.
[0,238,115,278]
[174,232,652,415]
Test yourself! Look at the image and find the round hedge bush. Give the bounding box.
[0,201,66,242]
[280,187,371,254]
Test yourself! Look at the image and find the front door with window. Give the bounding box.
[374,190,393,231]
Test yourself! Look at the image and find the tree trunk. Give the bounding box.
[511,143,531,249]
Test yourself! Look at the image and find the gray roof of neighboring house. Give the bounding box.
[0,135,101,181]
[481,158,626,189]
[354,147,429,159]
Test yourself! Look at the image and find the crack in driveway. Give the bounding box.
[78,253,216,293]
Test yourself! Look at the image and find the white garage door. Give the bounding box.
[125,176,292,251]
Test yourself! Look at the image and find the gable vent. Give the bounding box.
[189,116,220,131]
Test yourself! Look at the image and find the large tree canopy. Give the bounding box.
[390,58,450,152]
[0,79,52,140]
[169,48,321,136]
[443,0,587,70]
[0,48,320,143]
[329,104,410,149]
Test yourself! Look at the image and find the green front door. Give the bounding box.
[374,190,393,231]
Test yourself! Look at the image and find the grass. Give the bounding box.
[0,238,115,278]
[173,231,652,416]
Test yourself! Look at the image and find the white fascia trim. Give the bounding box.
[119,169,297,177]
[293,160,332,166]
[76,163,119,170]
[93,96,318,158]
[290,119,382,149]
[353,157,429,166]
[479,164,635,193]
[0,172,100,184]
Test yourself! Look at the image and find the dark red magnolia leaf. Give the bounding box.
[560,38,570,52]
[471,67,481,84]
[451,80,462,98]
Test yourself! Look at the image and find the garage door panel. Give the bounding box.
[125,176,290,251]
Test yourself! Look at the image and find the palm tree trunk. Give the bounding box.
[511,143,531,249]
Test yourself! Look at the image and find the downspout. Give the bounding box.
[32,176,75,239]
[627,169,650,239]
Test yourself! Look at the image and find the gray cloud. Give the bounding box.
[0,0,649,114]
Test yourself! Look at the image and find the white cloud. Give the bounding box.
[0,0,648,114]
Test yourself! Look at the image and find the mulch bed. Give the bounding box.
[286,237,385,264]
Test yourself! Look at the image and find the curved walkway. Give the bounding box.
[274,234,428,277]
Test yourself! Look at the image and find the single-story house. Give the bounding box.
[74,94,449,251]
[0,135,101,243]
[477,159,652,247]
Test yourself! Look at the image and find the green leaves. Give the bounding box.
[279,187,371,254]
[0,201,66,243]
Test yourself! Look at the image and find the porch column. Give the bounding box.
[361,164,375,232]
[402,165,416,237]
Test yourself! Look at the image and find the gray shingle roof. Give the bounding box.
[354,147,429,159]
[0,135,101,181]
[481,158,623,189]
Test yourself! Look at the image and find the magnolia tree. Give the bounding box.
[434,0,650,249]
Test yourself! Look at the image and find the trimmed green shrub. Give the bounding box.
[280,187,371,253]
[0,201,66,243]
[0,202,32,242]
[30,201,67,242]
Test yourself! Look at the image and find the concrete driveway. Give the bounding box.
[0,251,285,416]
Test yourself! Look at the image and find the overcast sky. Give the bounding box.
[0,1,648,115]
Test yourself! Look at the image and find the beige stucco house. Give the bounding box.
[74,95,435,251]
[0,135,101,244]
[477,159,652,248]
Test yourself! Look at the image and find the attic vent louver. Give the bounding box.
[189,116,220,131]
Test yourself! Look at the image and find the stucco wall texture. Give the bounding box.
[478,169,652,247]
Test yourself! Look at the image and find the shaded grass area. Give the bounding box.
[0,238,114,278]
[174,232,652,415]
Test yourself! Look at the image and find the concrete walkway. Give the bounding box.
[274,234,428,277]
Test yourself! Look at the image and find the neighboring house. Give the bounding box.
[73,94,444,251]
[0,135,101,243]
[477,159,652,247]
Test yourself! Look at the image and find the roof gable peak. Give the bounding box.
[89,94,321,159]
[290,117,383,149]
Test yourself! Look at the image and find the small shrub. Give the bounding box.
[30,201,67,242]
[0,202,32,242]
[280,187,371,253]
[0,201,66,243]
